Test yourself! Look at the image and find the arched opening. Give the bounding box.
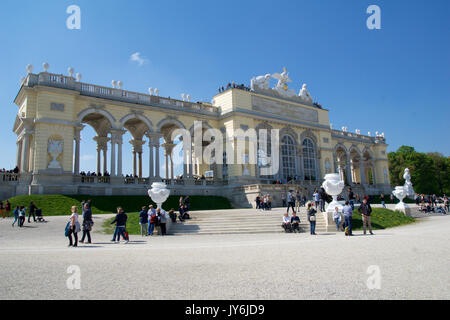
[123,117,151,179]
[281,135,296,181]
[77,112,114,178]
[334,145,348,184]
[302,138,317,181]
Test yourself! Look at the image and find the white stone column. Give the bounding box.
[21,134,30,173]
[117,141,123,177]
[103,149,107,174]
[155,141,161,179]
[96,149,101,174]
[165,152,169,180]
[74,126,83,175]
[133,151,137,177]
[138,152,143,178]
[170,155,174,180]
[110,139,116,176]
[74,138,81,175]
[16,140,22,170]
[149,142,154,178]
[360,163,366,185]
[345,159,352,185]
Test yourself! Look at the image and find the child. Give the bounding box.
[12,206,20,227]
[333,207,342,231]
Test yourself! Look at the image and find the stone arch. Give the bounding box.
[77,107,117,128]
[348,145,362,158]
[300,129,318,146]
[279,127,298,144]
[362,147,375,161]
[333,143,348,156]
[120,113,153,133]
[157,117,186,133]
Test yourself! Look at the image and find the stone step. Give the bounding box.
[169,209,327,236]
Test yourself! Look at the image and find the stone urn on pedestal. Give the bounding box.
[392,186,411,216]
[321,173,345,231]
[148,182,170,209]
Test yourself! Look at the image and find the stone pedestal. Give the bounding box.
[395,202,411,217]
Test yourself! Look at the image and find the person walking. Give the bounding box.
[333,207,341,231]
[380,194,386,208]
[80,203,93,244]
[139,206,149,237]
[307,202,317,235]
[0,201,5,219]
[358,199,374,235]
[18,206,26,227]
[286,191,296,214]
[295,190,301,212]
[12,206,20,227]
[348,188,355,210]
[28,201,37,223]
[67,206,81,247]
[313,190,320,209]
[343,201,353,236]
[255,195,261,210]
[317,188,325,213]
[110,207,129,243]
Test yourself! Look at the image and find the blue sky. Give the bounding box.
[0,0,449,176]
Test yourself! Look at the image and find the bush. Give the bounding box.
[7,195,232,216]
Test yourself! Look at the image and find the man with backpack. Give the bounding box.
[358,198,374,235]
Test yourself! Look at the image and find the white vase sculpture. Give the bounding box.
[148,182,170,209]
[392,185,411,216]
[322,173,345,213]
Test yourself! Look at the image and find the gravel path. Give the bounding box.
[0,210,449,300]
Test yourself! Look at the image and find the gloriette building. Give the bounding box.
[1,65,391,207]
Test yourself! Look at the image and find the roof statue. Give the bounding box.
[250,68,315,105]
[299,84,313,104]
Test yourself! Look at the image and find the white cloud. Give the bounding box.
[130,52,147,66]
[80,154,95,161]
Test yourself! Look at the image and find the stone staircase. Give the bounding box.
[169,208,327,235]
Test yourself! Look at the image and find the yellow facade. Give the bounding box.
[11,70,391,198]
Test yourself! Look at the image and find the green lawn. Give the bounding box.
[350,208,415,230]
[7,194,232,216]
[103,212,141,235]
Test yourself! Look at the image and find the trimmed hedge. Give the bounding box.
[7,195,232,216]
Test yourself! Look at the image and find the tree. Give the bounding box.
[388,146,449,195]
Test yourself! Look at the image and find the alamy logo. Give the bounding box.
[366,5,381,30]
[66,5,81,30]
[66,265,81,290]
[366,265,381,290]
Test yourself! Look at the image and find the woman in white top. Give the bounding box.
[68,206,80,247]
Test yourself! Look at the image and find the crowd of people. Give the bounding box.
[218,82,251,93]
[416,194,448,214]
[80,171,110,177]
[4,200,45,227]
[0,166,19,174]
[255,194,273,211]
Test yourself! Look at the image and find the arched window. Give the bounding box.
[281,135,296,180]
[303,138,317,181]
